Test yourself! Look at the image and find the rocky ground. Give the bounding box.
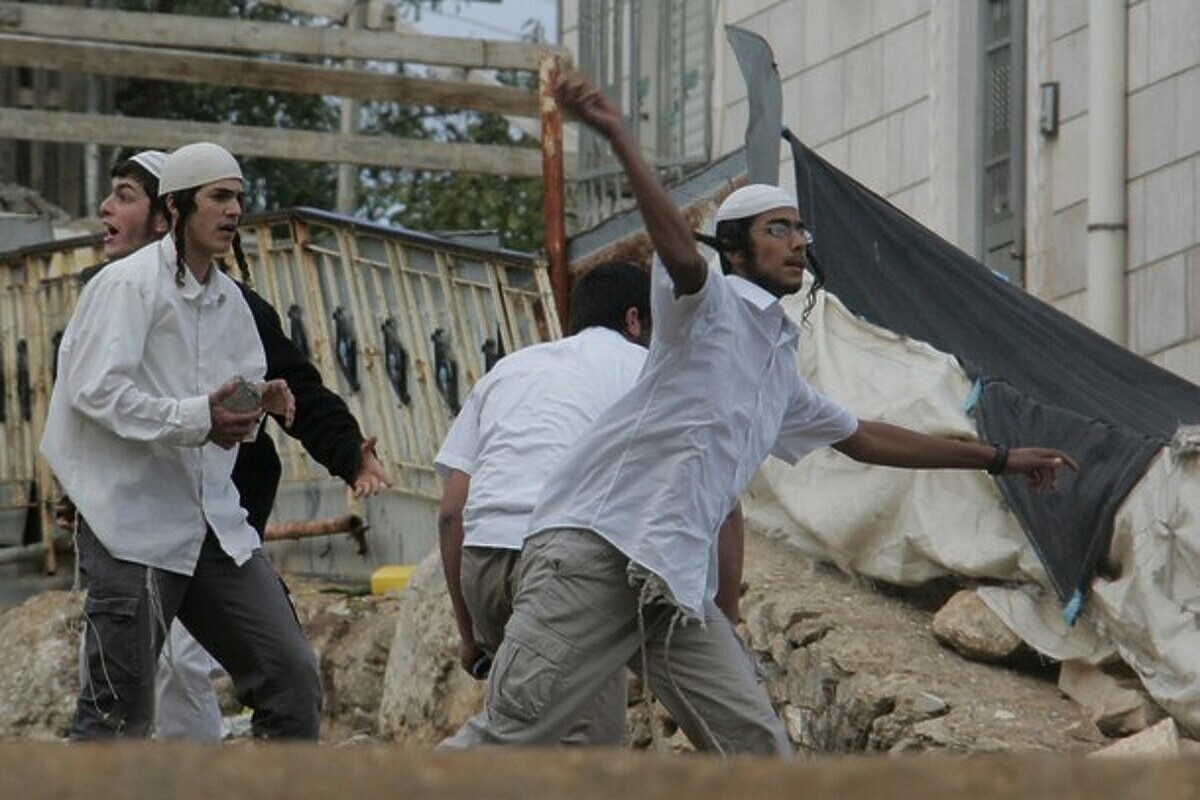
[0,526,1146,754]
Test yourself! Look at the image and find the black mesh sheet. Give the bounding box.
[787,131,1200,606]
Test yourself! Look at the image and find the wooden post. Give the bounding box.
[336,2,362,214]
[538,54,569,333]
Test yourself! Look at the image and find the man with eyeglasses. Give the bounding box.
[461,71,1078,756]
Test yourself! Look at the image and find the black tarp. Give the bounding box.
[787,131,1200,611]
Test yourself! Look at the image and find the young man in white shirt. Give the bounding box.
[42,142,323,740]
[436,262,651,746]
[466,72,1078,755]
[57,147,391,741]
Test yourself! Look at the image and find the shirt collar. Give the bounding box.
[726,273,780,310]
[158,237,230,305]
[725,273,800,346]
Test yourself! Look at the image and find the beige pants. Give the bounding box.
[468,528,791,756]
[440,543,627,747]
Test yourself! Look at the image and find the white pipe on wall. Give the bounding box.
[1085,1,1128,345]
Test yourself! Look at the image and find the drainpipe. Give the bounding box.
[1086,2,1128,345]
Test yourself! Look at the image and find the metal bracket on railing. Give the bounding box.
[16,339,30,421]
[430,328,460,414]
[332,307,360,392]
[287,304,310,359]
[381,317,410,405]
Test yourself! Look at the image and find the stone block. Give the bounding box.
[931,589,1024,663]
[875,0,930,33]
[1048,201,1088,299]
[1051,0,1088,39]
[1128,78,1178,178]
[1159,337,1200,385]
[1127,0,1150,91]
[1058,660,1161,737]
[1052,28,1088,123]
[882,17,929,113]
[829,1,874,57]
[1144,160,1196,263]
[843,40,884,129]
[1147,0,1200,84]
[847,117,889,193]
[1129,255,1187,355]
[1090,718,1180,758]
[1177,68,1200,161]
[886,99,930,193]
[797,58,847,147]
[1051,116,1088,210]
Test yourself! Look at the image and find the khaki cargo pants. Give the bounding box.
[471,527,791,756]
[440,544,627,747]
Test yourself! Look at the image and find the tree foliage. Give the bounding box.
[111,0,543,251]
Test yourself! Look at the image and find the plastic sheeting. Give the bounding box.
[742,282,1200,733]
[786,132,1200,606]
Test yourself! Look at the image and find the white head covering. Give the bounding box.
[714,184,796,224]
[158,142,243,196]
[128,150,168,180]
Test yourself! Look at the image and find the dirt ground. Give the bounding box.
[735,528,1106,754]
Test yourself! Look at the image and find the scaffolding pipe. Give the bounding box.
[539,54,569,332]
[1086,1,1128,344]
[263,514,368,555]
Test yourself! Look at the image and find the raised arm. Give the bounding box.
[832,419,1079,492]
[555,71,708,295]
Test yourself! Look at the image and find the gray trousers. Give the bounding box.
[441,545,627,747]
[471,528,791,756]
[72,521,321,740]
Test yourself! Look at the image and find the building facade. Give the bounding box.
[561,0,1200,383]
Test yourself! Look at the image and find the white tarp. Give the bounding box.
[743,288,1200,733]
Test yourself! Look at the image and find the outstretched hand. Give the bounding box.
[352,436,392,498]
[1005,448,1080,492]
[554,71,623,138]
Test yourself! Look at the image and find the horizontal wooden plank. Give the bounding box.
[0,34,540,117]
[0,108,544,178]
[0,2,569,71]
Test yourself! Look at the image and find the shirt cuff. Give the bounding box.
[179,394,212,445]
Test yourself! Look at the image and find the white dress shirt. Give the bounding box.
[527,256,859,617]
[435,326,647,550]
[40,236,266,575]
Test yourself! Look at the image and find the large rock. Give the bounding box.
[1059,660,1163,738]
[0,579,403,742]
[931,589,1025,662]
[290,582,403,739]
[0,590,82,740]
[376,550,484,743]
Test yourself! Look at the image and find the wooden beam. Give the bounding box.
[0,2,569,71]
[0,108,544,178]
[0,34,540,117]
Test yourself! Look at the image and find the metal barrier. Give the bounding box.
[0,208,559,574]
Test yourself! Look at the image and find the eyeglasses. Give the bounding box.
[760,219,814,245]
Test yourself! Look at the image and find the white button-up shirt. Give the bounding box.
[527,256,859,617]
[435,327,646,550]
[40,236,266,575]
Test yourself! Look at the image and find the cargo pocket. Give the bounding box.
[488,615,572,724]
[82,594,142,684]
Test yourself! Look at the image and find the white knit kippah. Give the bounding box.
[158,142,243,196]
[714,184,796,224]
[128,150,168,180]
